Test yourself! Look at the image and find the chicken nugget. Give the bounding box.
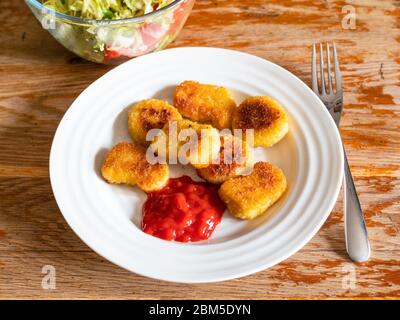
[218,162,287,219]
[197,134,254,184]
[150,119,220,169]
[174,81,236,130]
[128,99,182,146]
[101,142,169,192]
[232,96,288,147]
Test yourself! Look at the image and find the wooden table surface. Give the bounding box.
[0,0,399,299]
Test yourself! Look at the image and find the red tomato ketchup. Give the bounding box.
[142,176,226,242]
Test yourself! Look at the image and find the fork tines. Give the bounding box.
[312,42,342,97]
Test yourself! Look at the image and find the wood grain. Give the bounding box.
[0,0,399,299]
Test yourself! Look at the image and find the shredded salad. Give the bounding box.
[38,0,188,63]
[42,0,173,20]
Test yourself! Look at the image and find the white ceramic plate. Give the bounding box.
[50,47,343,283]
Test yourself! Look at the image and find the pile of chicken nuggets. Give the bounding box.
[101,80,289,220]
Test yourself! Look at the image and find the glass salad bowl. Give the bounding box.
[25,0,195,64]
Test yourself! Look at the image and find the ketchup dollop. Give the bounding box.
[142,176,226,242]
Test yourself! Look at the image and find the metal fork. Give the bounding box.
[312,43,371,262]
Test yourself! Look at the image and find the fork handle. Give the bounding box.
[343,150,371,262]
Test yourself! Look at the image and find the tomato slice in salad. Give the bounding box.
[104,49,121,59]
[140,23,168,48]
[169,1,187,35]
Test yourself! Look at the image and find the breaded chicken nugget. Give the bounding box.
[128,99,182,146]
[197,134,254,184]
[174,81,236,130]
[101,142,169,192]
[218,162,287,219]
[150,119,220,169]
[232,96,289,147]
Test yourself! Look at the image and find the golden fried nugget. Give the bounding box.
[174,81,236,130]
[101,142,169,192]
[197,134,254,184]
[128,99,182,146]
[218,162,287,219]
[232,96,289,147]
[150,119,220,169]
